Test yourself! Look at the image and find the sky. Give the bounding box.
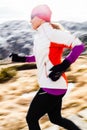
[0,0,87,24]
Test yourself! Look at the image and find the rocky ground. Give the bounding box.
[0,56,87,130]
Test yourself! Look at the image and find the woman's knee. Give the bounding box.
[26,111,39,124]
[26,110,33,123]
[49,115,62,124]
[26,112,30,123]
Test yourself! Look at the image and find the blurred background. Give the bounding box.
[0,0,87,130]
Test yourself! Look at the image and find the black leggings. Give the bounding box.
[26,88,81,130]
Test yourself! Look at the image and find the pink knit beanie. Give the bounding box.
[31,4,52,22]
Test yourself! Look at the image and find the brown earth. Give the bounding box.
[0,56,87,130]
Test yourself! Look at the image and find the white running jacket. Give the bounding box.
[33,23,81,89]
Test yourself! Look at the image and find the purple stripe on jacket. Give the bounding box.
[65,43,85,64]
[26,55,36,62]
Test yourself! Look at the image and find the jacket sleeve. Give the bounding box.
[42,23,85,64]
[64,31,85,63]
[25,55,36,62]
[65,43,85,64]
[41,23,81,48]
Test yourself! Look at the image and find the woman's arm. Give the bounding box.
[26,55,36,62]
[9,53,36,63]
[65,43,85,64]
[49,42,85,81]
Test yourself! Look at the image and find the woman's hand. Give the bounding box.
[9,53,26,62]
[49,59,71,81]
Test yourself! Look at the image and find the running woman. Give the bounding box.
[10,4,84,130]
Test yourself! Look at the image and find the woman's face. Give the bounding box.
[31,16,44,30]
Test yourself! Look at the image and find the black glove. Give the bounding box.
[49,59,71,81]
[9,53,26,62]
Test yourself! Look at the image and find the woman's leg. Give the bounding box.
[48,95,81,130]
[26,88,47,130]
[26,88,60,130]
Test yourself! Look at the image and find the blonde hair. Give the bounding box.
[51,23,65,31]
